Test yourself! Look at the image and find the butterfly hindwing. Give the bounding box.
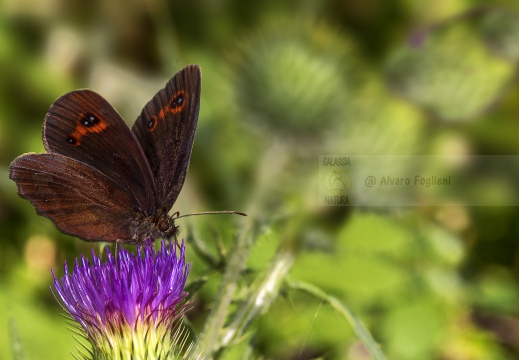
[9,153,141,242]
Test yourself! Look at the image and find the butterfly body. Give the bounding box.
[10,65,201,244]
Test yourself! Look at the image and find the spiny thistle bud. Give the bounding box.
[385,16,515,122]
[230,19,363,140]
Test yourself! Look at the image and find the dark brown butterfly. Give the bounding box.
[9,65,244,243]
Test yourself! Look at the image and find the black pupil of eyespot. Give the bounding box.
[67,137,76,144]
[147,120,155,129]
[82,113,99,127]
[175,95,183,105]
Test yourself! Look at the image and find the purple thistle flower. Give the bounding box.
[52,240,192,359]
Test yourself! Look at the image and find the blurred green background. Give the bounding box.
[2,0,519,359]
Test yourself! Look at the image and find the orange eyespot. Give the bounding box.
[67,112,108,146]
[148,90,188,132]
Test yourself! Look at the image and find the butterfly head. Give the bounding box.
[134,213,178,243]
[157,216,178,239]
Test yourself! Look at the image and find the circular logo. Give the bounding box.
[323,169,351,194]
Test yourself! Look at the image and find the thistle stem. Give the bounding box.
[198,141,288,357]
[198,216,254,356]
[221,247,296,348]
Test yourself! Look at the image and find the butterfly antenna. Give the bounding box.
[174,210,247,219]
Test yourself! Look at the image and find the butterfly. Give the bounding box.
[9,65,244,243]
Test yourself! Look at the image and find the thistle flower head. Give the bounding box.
[52,240,192,360]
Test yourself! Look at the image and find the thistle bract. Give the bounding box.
[52,240,191,360]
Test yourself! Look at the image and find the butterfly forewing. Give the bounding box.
[132,65,201,214]
[43,90,158,215]
[10,154,140,242]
